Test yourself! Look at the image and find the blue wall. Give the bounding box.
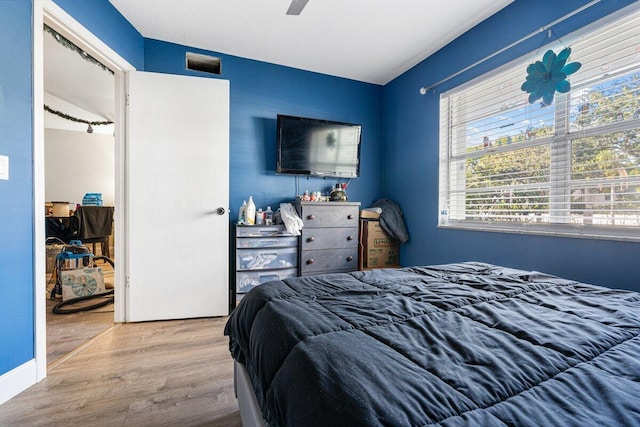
[0,0,144,380]
[0,0,35,376]
[143,39,384,215]
[0,0,382,378]
[52,0,144,69]
[2,0,637,382]
[383,0,640,292]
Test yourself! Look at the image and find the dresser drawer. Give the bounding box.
[237,236,298,249]
[301,227,358,250]
[300,247,358,275]
[299,204,359,228]
[237,247,297,271]
[236,268,297,293]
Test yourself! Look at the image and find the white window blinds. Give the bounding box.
[439,6,640,241]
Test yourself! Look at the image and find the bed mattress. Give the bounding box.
[224,262,640,426]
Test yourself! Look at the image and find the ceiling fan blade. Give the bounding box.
[286,0,310,15]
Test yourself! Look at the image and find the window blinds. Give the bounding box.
[439,7,640,239]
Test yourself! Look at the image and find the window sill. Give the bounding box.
[438,221,640,243]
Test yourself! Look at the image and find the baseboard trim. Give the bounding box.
[0,359,37,405]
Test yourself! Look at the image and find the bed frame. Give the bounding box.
[234,360,266,427]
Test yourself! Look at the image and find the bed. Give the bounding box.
[224,262,640,426]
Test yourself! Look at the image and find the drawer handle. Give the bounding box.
[307,214,315,220]
[306,259,314,265]
[346,256,353,262]
[307,236,315,243]
[347,214,354,220]
[347,235,354,241]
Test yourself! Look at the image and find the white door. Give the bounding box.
[126,71,229,322]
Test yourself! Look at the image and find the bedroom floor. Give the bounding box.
[0,316,241,425]
[46,256,115,367]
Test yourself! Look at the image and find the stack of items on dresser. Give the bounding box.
[237,196,274,226]
[234,196,301,304]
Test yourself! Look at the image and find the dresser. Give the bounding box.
[295,201,360,276]
[233,224,299,304]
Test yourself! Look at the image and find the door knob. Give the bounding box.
[216,207,226,215]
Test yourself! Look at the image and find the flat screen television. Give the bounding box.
[276,114,361,178]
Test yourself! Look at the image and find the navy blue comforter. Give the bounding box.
[224,262,640,426]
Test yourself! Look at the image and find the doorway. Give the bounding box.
[34,1,133,380]
[33,0,229,382]
[43,15,116,367]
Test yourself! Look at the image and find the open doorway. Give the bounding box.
[42,18,116,367]
[33,0,228,379]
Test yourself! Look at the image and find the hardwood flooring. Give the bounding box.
[46,256,115,367]
[0,316,241,426]
[45,298,114,369]
[7,252,242,426]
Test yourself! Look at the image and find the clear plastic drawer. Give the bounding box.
[236,268,297,293]
[237,236,298,249]
[236,225,290,237]
[236,246,298,271]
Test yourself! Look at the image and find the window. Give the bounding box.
[439,7,640,241]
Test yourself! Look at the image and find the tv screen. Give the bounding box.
[276,114,361,178]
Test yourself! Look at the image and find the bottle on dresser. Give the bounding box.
[238,200,247,224]
[246,196,256,225]
[265,206,273,225]
[256,208,264,225]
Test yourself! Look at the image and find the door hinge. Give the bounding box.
[126,276,131,288]
[125,93,130,106]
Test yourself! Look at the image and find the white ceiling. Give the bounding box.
[44,28,115,134]
[44,0,514,132]
[108,0,513,85]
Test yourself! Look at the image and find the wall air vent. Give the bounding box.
[186,52,221,75]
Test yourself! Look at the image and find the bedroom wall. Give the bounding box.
[0,0,143,391]
[0,0,383,384]
[0,0,35,379]
[383,0,640,292]
[54,0,385,214]
[52,0,145,70]
[142,39,384,216]
[3,0,636,398]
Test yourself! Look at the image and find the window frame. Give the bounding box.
[438,7,640,242]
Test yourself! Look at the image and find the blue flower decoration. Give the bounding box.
[521,48,581,106]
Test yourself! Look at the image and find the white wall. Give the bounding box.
[45,128,114,208]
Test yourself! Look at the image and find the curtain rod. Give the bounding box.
[419,0,601,95]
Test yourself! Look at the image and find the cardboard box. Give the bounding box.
[51,201,70,217]
[359,219,400,269]
[360,208,381,219]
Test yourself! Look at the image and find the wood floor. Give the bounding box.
[5,253,241,426]
[0,316,242,426]
[46,257,115,367]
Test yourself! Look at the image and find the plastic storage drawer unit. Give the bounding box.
[233,224,300,306]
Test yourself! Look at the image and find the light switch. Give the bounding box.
[0,155,8,180]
